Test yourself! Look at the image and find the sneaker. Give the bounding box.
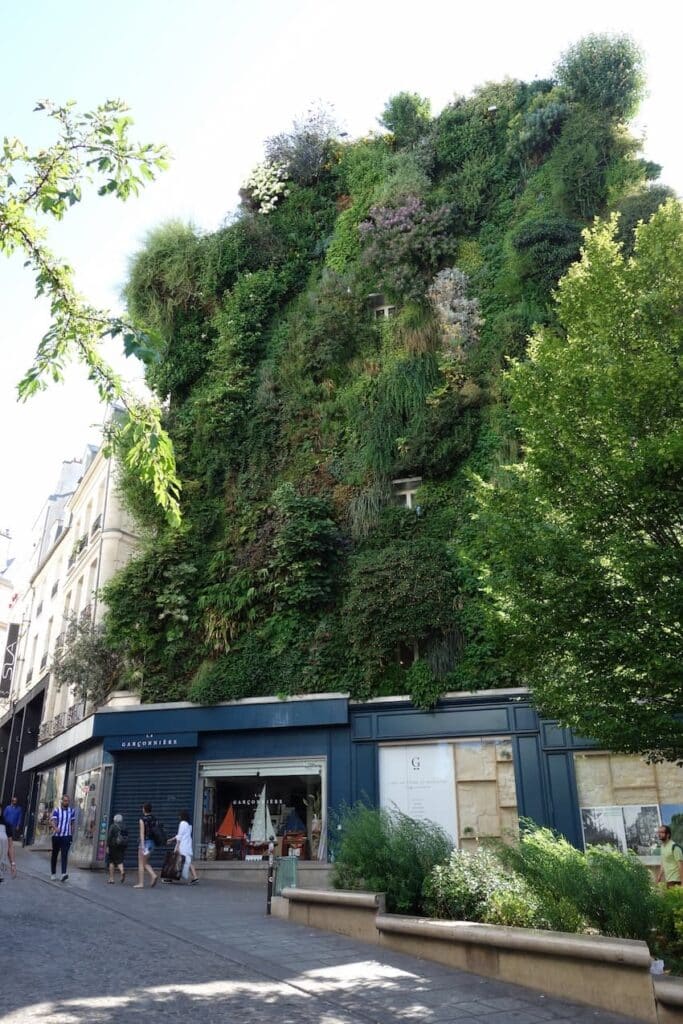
[51,874,57,880]
[61,873,68,882]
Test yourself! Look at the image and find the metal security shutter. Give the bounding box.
[110,752,195,870]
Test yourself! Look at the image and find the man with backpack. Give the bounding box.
[106,814,129,883]
[656,825,683,887]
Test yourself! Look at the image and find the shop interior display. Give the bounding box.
[201,772,322,861]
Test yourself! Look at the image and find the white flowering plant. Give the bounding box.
[240,160,290,214]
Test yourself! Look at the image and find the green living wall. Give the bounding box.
[103,35,672,707]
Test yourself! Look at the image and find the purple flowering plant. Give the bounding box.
[359,196,455,303]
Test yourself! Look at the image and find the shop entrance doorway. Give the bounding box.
[196,757,326,862]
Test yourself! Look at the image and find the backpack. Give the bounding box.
[149,817,167,846]
[109,823,128,849]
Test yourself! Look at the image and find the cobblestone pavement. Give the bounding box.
[1,849,642,1024]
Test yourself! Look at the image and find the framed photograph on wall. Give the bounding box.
[580,804,660,855]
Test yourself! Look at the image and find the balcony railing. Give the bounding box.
[68,532,89,570]
[38,720,54,744]
[67,702,85,728]
[37,703,86,746]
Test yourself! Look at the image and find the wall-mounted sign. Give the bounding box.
[103,732,198,752]
[379,742,458,844]
[0,623,19,698]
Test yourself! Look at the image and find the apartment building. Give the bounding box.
[0,442,138,852]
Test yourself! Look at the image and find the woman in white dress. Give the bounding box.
[169,810,199,884]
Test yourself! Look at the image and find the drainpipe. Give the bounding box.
[91,454,112,628]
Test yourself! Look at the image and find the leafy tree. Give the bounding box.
[52,614,123,707]
[476,202,683,760]
[379,92,432,148]
[554,34,645,120]
[0,99,180,524]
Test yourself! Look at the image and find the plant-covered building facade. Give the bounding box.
[11,35,682,866]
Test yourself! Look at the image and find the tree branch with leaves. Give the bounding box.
[0,99,181,525]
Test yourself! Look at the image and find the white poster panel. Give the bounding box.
[379,743,458,844]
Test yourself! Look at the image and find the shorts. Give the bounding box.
[108,847,126,866]
[141,840,154,856]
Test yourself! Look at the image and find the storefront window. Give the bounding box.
[71,767,103,864]
[198,758,325,861]
[33,764,66,847]
[379,738,518,848]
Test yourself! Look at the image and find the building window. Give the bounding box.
[72,767,103,862]
[32,764,66,848]
[392,477,422,510]
[198,757,326,862]
[367,292,397,321]
[379,738,518,848]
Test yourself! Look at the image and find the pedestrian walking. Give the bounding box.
[50,793,75,881]
[134,802,159,889]
[656,825,683,887]
[3,796,23,841]
[168,810,199,884]
[106,814,129,883]
[3,797,20,876]
[0,812,10,882]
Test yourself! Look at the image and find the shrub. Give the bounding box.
[359,196,455,302]
[332,803,453,914]
[653,886,683,975]
[496,822,660,940]
[582,845,660,940]
[379,92,432,149]
[423,846,543,927]
[125,221,203,333]
[511,215,582,292]
[613,184,675,255]
[344,540,461,679]
[554,34,645,120]
[239,161,290,215]
[428,267,483,356]
[265,106,339,186]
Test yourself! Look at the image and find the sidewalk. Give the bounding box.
[2,847,642,1024]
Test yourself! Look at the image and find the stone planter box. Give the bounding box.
[101,691,141,709]
[284,886,385,945]
[654,976,683,1024]
[279,887,672,1023]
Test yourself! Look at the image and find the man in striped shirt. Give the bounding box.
[50,794,75,881]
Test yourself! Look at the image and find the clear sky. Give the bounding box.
[1,0,681,574]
